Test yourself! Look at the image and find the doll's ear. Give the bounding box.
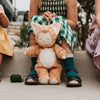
[52,23,61,36]
[31,23,40,35]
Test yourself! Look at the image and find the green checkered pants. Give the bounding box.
[28,15,77,51]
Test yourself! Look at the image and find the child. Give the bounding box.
[0,5,13,81]
[25,0,82,87]
[86,0,100,81]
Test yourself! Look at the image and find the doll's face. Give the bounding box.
[38,31,52,45]
[31,23,61,47]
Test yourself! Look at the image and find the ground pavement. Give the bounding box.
[0,51,100,100]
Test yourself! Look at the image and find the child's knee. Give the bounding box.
[31,15,46,24]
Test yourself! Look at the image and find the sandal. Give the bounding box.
[24,74,38,85]
[66,69,82,87]
[66,76,82,87]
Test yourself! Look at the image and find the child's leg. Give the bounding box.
[25,15,47,85]
[49,16,82,87]
[62,38,82,87]
[28,57,37,75]
[25,32,38,85]
[28,32,37,76]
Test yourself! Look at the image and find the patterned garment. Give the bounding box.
[38,0,67,18]
[28,15,77,51]
[86,16,100,70]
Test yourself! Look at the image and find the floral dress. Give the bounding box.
[86,16,100,70]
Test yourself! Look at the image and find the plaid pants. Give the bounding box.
[28,15,77,51]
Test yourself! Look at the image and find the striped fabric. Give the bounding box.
[28,15,77,51]
[28,0,77,51]
[38,0,67,18]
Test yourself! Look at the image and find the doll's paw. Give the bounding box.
[26,47,32,56]
[49,79,59,85]
[56,50,67,59]
[40,79,48,84]
[26,46,35,57]
[61,51,67,59]
[62,55,67,59]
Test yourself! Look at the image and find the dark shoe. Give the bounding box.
[66,69,82,87]
[66,76,82,87]
[24,74,38,85]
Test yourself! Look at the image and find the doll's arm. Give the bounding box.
[54,44,67,59]
[26,45,40,57]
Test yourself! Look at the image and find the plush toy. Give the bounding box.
[26,23,67,84]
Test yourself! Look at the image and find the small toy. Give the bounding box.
[10,74,23,82]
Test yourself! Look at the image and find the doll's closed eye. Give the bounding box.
[39,37,42,40]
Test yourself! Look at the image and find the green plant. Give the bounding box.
[76,0,95,50]
[13,22,28,48]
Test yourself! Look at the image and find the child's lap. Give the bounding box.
[28,15,77,51]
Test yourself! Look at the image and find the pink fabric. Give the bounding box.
[86,16,100,70]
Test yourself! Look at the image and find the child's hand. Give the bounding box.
[42,11,56,23]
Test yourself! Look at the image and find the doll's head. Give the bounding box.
[31,23,61,48]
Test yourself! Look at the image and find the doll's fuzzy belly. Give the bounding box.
[39,48,56,68]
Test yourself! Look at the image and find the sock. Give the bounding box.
[64,54,79,78]
[29,57,37,75]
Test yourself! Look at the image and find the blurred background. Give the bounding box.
[0,0,30,21]
[0,0,30,50]
[0,0,95,51]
